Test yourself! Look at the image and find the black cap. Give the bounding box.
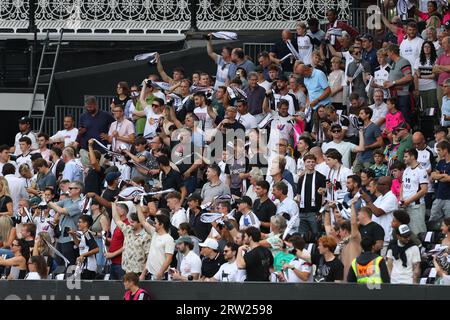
[236,196,252,207]
[276,74,289,82]
[18,116,31,124]
[187,193,203,203]
[330,123,342,131]
[254,65,264,73]
[360,33,374,42]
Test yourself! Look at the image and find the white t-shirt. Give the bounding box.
[78,231,98,272]
[276,198,299,221]
[236,112,257,130]
[326,166,353,200]
[373,65,391,99]
[213,261,239,282]
[267,112,293,151]
[268,179,294,202]
[25,272,41,280]
[372,191,398,243]
[143,107,163,139]
[297,35,313,66]
[180,250,202,277]
[147,233,175,275]
[400,37,424,67]
[171,208,187,230]
[51,128,78,147]
[369,102,388,130]
[315,162,330,178]
[413,57,437,91]
[285,255,313,283]
[416,147,435,193]
[322,140,357,169]
[387,243,421,284]
[402,165,429,204]
[194,106,215,131]
[239,211,261,230]
[14,131,38,155]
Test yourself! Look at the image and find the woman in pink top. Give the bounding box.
[382,98,406,141]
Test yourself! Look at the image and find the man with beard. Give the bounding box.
[227,48,255,83]
[76,96,115,153]
[269,74,299,116]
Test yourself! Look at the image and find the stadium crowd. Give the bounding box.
[0,3,450,288]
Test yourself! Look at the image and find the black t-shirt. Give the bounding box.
[243,246,274,281]
[84,167,105,196]
[189,209,211,242]
[270,41,296,72]
[0,195,12,212]
[253,198,276,234]
[201,253,226,278]
[102,187,120,220]
[297,171,327,213]
[315,257,344,282]
[359,221,385,243]
[159,169,184,209]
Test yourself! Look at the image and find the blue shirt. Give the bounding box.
[228,60,255,81]
[363,48,379,74]
[303,68,331,109]
[62,160,84,183]
[56,197,83,244]
[78,110,115,151]
[435,160,450,200]
[442,96,450,127]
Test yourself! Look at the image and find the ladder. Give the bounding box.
[29,30,64,133]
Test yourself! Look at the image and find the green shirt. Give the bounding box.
[397,134,413,163]
[273,251,295,272]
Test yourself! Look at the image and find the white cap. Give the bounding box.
[199,238,219,250]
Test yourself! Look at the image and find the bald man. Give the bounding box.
[309,146,329,177]
[295,63,331,109]
[413,131,436,212]
[269,29,297,73]
[362,176,399,256]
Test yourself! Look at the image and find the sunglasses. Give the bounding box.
[68,187,79,190]
[353,51,362,55]
[151,104,160,107]
[332,130,342,133]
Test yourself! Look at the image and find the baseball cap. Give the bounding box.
[398,224,412,237]
[104,165,119,175]
[187,192,203,203]
[199,238,219,250]
[176,236,193,245]
[393,121,409,132]
[235,196,252,207]
[254,65,264,73]
[360,33,374,42]
[105,171,121,184]
[276,74,289,82]
[18,116,31,124]
[330,123,342,131]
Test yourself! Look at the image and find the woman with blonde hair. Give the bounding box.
[245,167,264,202]
[0,177,13,248]
[32,231,55,272]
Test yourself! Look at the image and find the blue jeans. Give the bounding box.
[397,94,412,126]
[109,264,125,280]
[298,212,319,240]
[95,237,106,268]
[184,175,197,195]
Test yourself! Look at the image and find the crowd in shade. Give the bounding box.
[0,3,450,288]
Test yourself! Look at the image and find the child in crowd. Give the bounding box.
[390,161,406,201]
[370,148,388,178]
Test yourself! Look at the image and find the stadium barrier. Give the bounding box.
[1,280,449,300]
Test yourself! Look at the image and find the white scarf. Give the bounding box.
[300,171,316,208]
[286,40,301,60]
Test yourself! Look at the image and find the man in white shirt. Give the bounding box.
[262,99,294,152]
[273,181,299,235]
[413,131,436,211]
[237,196,261,230]
[267,139,296,184]
[106,105,135,152]
[296,22,314,66]
[268,156,294,202]
[2,163,28,213]
[50,115,78,147]
[15,137,33,171]
[13,116,38,155]
[322,124,365,169]
[362,176,399,256]
[235,99,257,130]
[166,191,187,232]
[132,97,164,139]
[400,148,428,235]
[207,243,239,282]
[282,235,313,282]
[387,224,421,284]
[324,149,353,201]
[269,75,299,116]
[0,145,17,176]
[400,21,424,67]
[172,236,202,281]
[369,89,388,130]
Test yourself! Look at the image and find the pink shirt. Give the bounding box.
[436,53,450,86]
[391,178,402,201]
[385,111,405,132]
[108,118,135,151]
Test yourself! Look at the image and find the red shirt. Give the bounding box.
[109,218,129,265]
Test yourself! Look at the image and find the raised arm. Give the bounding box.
[88,139,101,172]
[137,204,155,235]
[156,53,172,83]
[352,129,366,153]
[207,34,219,61]
[111,202,125,231]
